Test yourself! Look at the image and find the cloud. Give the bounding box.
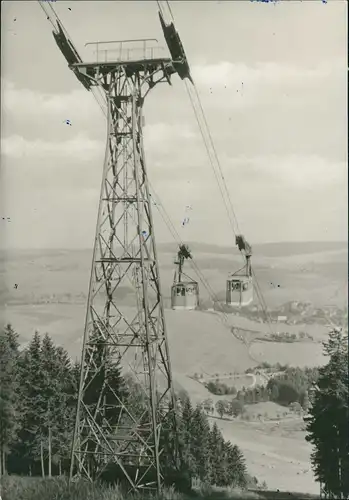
[6,60,337,126]
[190,60,346,113]
[1,121,198,164]
[223,154,347,189]
[192,60,344,88]
[1,79,102,120]
[143,122,198,153]
[1,134,104,161]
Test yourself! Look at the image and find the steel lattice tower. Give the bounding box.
[70,51,178,491]
[42,3,193,489]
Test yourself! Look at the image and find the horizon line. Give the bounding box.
[0,240,347,252]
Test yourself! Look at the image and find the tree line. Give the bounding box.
[0,326,78,477]
[0,325,250,492]
[267,366,319,408]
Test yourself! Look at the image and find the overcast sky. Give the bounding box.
[1,0,347,249]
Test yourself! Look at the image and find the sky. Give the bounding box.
[1,0,347,249]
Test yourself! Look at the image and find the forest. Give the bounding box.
[1,324,348,500]
[0,324,253,492]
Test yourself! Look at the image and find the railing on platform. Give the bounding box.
[84,38,167,63]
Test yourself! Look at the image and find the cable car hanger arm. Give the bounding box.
[157,1,193,83]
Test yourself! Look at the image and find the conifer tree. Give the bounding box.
[40,334,59,476]
[225,442,247,488]
[305,328,349,499]
[0,325,20,475]
[17,331,47,476]
[190,405,211,482]
[180,397,195,475]
[40,337,73,475]
[208,422,226,486]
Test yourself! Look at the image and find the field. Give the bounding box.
[248,340,326,367]
[213,416,316,495]
[0,241,347,495]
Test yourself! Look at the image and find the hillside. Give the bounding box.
[0,242,347,495]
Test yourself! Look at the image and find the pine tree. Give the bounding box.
[224,441,247,488]
[3,324,20,353]
[59,358,81,475]
[39,336,73,476]
[0,325,20,476]
[208,422,226,486]
[180,397,195,476]
[304,328,349,499]
[40,334,58,476]
[16,331,46,476]
[190,405,211,482]
[158,395,194,491]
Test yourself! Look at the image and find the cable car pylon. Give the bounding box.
[38,1,193,493]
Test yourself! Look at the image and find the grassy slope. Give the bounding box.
[213,417,317,495]
[0,475,322,500]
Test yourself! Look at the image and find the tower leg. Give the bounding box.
[70,69,177,493]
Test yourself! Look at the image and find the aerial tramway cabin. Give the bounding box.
[171,244,199,310]
[226,235,253,307]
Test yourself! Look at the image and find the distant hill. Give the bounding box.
[0,241,347,310]
[155,241,347,258]
[1,240,347,259]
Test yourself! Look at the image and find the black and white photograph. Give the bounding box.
[1,1,348,499]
